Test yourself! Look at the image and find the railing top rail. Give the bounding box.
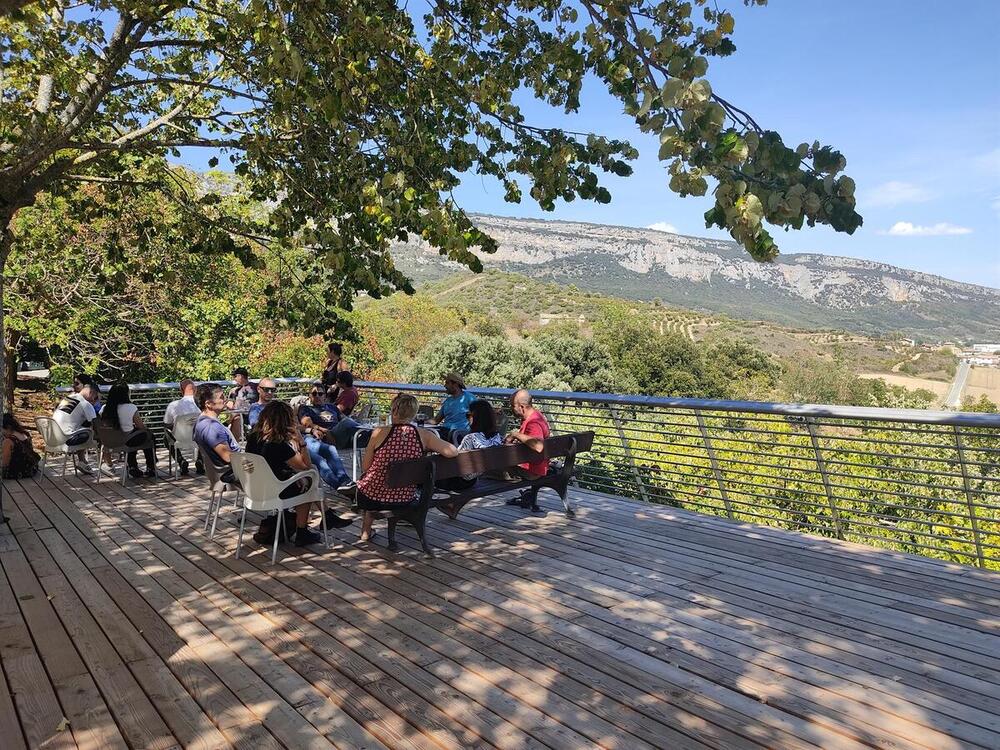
[49,377,1000,428]
[356,381,1000,428]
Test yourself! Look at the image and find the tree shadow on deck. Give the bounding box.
[2,473,998,749]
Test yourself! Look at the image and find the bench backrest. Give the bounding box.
[386,431,594,487]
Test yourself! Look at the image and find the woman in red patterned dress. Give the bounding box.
[356,393,458,542]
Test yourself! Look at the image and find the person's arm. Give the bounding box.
[133,410,146,430]
[420,429,459,458]
[506,424,545,453]
[213,442,232,465]
[361,426,388,473]
[1,437,12,469]
[287,434,312,471]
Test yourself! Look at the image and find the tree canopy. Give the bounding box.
[2,0,861,291]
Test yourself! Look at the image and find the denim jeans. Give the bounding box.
[304,435,350,487]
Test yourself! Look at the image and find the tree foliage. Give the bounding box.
[1,0,861,290]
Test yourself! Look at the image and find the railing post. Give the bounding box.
[953,425,986,568]
[806,417,844,540]
[696,413,734,519]
[609,405,650,503]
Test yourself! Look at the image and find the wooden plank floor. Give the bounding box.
[0,470,997,749]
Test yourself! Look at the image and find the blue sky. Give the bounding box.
[449,1,1000,288]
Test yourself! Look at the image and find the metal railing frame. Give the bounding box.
[51,378,1000,568]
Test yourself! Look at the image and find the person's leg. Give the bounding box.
[506,467,543,510]
[305,435,351,487]
[143,446,157,475]
[331,417,360,449]
[360,511,375,541]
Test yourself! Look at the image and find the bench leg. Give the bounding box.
[414,509,433,558]
[559,483,575,518]
[387,516,399,552]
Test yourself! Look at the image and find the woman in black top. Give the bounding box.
[246,401,323,545]
[321,342,348,387]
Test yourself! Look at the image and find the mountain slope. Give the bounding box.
[391,214,999,341]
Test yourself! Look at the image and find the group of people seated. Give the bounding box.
[31,340,553,551]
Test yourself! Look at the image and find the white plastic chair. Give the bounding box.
[228,453,327,564]
[166,412,199,478]
[197,445,242,537]
[34,417,95,477]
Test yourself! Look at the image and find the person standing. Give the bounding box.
[321,342,349,388]
[504,389,550,511]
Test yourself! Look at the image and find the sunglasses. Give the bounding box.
[260,386,277,393]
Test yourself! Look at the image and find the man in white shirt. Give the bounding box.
[52,384,99,474]
[163,379,201,475]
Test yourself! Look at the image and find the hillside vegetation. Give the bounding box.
[348,270,963,410]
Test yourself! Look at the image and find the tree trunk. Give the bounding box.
[4,329,19,408]
[0,214,12,523]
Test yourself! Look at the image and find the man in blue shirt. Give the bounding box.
[247,377,277,428]
[432,372,475,442]
[298,383,354,507]
[193,382,241,485]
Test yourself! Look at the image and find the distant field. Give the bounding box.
[857,373,949,403]
[965,367,1000,402]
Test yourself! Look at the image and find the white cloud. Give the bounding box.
[863,180,932,208]
[647,222,678,233]
[881,221,973,237]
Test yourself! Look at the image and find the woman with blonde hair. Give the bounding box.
[246,400,324,546]
[355,393,458,543]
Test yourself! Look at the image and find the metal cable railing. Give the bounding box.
[52,379,1000,569]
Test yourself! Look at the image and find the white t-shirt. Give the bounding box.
[117,403,139,433]
[53,394,97,435]
[164,395,199,426]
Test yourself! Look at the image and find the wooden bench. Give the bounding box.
[358,431,594,556]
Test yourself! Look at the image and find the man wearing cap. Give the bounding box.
[432,372,475,442]
[228,367,259,407]
[226,367,258,441]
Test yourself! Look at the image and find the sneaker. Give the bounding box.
[144,468,157,479]
[179,460,190,476]
[99,462,117,477]
[294,526,322,546]
[324,508,354,529]
[336,483,358,502]
[195,464,205,476]
[127,466,143,479]
[75,460,95,476]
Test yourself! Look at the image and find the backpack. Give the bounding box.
[3,435,40,479]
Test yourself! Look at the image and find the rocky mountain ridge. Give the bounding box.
[390,214,999,341]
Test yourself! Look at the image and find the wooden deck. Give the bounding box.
[0,472,998,750]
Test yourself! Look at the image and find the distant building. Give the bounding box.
[969,355,1000,367]
[972,344,1000,354]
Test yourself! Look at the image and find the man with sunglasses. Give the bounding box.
[298,382,354,525]
[247,377,278,428]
